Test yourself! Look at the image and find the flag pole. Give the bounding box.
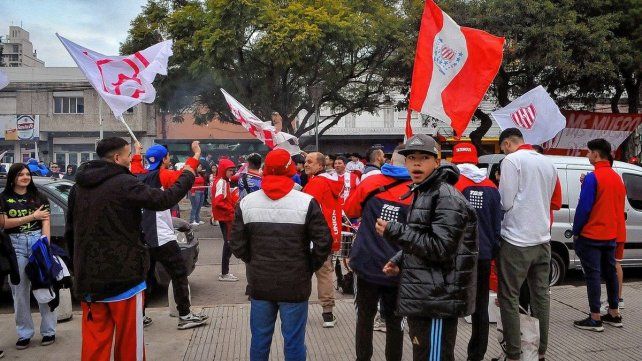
[98,99,103,141]
[118,115,139,144]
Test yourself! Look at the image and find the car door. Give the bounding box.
[618,171,642,265]
[551,165,570,242]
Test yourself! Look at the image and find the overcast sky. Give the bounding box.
[0,0,148,67]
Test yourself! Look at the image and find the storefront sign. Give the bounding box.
[0,115,40,141]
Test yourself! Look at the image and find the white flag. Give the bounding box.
[491,85,566,145]
[57,34,172,118]
[221,89,301,155]
[0,70,9,90]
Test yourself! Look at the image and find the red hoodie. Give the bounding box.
[303,172,343,251]
[212,159,238,222]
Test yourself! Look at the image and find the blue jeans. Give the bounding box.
[250,299,308,361]
[10,231,57,340]
[574,237,619,313]
[189,192,204,223]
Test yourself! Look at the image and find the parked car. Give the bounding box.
[478,154,642,285]
[0,176,199,291]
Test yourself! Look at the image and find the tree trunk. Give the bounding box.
[611,83,623,113]
[624,74,640,113]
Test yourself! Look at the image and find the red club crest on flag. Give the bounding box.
[510,104,537,129]
[85,51,150,99]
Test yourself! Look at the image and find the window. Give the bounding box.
[54,97,84,114]
[12,45,18,53]
[44,182,73,202]
[623,173,642,211]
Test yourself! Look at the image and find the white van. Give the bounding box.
[478,154,642,285]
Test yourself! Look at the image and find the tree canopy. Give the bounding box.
[122,0,641,148]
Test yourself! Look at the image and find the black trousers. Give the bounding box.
[150,241,191,316]
[355,276,403,361]
[220,222,233,275]
[407,317,458,361]
[468,259,491,361]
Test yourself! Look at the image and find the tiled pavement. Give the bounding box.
[183,284,642,360]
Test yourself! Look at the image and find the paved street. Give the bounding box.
[0,204,641,360]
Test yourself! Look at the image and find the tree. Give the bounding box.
[0,36,5,67]
[121,0,407,142]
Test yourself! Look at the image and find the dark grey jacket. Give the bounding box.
[230,188,331,302]
[384,164,478,318]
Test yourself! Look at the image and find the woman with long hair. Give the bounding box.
[0,163,56,350]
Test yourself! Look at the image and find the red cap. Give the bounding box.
[451,142,478,164]
[264,149,296,177]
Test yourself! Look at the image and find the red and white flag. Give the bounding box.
[408,0,504,137]
[57,34,172,118]
[491,86,566,145]
[221,89,301,155]
[0,70,9,90]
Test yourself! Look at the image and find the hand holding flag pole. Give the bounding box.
[56,34,172,143]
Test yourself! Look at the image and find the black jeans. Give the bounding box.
[355,276,403,361]
[407,317,458,361]
[468,259,490,361]
[575,238,619,312]
[220,222,233,275]
[150,241,191,316]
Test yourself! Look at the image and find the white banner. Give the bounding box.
[491,86,566,145]
[0,70,9,90]
[57,34,172,118]
[220,88,301,155]
[0,115,40,140]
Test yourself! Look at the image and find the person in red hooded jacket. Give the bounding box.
[303,152,343,328]
[212,158,239,282]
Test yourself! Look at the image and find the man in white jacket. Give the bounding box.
[496,128,558,361]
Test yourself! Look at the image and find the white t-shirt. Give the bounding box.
[499,149,558,247]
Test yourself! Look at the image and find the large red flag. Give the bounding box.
[409,0,504,137]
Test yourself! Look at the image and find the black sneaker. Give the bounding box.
[322,312,337,328]
[601,313,623,328]
[41,335,55,346]
[15,338,30,350]
[573,316,604,332]
[0,349,5,358]
[143,316,153,328]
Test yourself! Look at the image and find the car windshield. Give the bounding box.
[43,182,73,202]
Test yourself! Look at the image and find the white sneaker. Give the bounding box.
[190,222,199,226]
[218,273,239,282]
[198,221,205,225]
[178,312,209,330]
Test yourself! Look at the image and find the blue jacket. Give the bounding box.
[27,159,50,177]
[344,164,412,286]
[454,164,502,260]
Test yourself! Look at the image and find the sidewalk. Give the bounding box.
[1,282,641,360]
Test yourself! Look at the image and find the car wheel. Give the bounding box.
[549,251,566,286]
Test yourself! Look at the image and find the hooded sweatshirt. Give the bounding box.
[65,160,194,301]
[229,176,332,302]
[344,164,412,286]
[212,159,237,222]
[454,163,502,260]
[303,172,344,251]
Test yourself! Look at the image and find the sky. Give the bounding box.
[0,0,149,67]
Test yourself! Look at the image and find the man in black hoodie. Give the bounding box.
[376,134,478,361]
[65,137,195,361]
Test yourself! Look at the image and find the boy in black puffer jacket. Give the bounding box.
[376,134,478,361]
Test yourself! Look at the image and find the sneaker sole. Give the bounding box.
[322,321,337,328]
[15,345,29,350]
[41,341,55,346]
[603,320,623,328]
[573,324,604,332]
[218,279,239,282]
[178,321,207,330]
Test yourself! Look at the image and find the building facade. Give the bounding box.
[0,26,45,68]
[0,67,157,166]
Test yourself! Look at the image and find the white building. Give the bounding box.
[0,67,157,165]
[0,26,45,68]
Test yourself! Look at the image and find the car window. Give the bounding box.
[623,173,642,211]
[43,182,73,202]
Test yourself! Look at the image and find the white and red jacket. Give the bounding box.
[303,172,343,251]
[337,171,360,204]
[212,159,238,223]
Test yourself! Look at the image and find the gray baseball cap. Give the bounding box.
[400,134,440,157]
